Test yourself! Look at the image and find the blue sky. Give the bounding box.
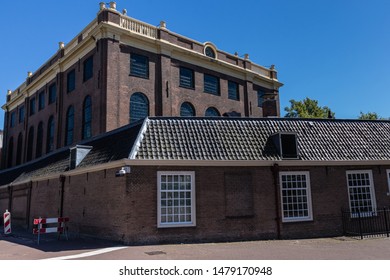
[1,0,389,127]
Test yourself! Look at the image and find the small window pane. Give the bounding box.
[65,106,74,146]
[67,70,76,93]
[82,96,92,140]
[180,102,195,117]
[83,56,93,82]
[38,91,45,111]
[49,84,56,104]
[130,53,149,78]
[29,98,36,116]
[130,92,149,123]
[228,81,239,100]
[19,106,25,123]
[10,112,16,128]
[180,67,194,89]
[204,74,219,95]
[257,90,264,107]
[205,107,220,117]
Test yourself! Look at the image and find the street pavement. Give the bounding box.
[1,230,390,260]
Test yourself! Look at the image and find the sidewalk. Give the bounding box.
[1,227,390,260]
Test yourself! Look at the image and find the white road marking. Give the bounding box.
[43,246,128,260]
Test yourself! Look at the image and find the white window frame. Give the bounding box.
[157,171,196,228]
[279,171,313,223]
[346,170,377,217]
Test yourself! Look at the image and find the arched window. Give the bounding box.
[65,106,74,146]
[7,137,14,168]
[205,107,220,117]
[46,116,55,153]
[82,96,92,139]
[16,133,23,165]
[26,126,34,162]
[36,122,44,158]
[130,92,149,123]
[180,102,195,117]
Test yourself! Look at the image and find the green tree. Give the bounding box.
[284,97,334,118]
[358,111,380,120]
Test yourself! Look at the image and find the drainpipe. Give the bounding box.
[59,175,66,217]
[26,181,33,229]
[271,163,281,239]
[7,185,13,212]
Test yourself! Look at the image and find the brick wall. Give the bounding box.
[2,164,390,244]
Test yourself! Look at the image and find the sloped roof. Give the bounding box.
[132,117,390,161]
[0,121,142,186]
[1,117,390,187]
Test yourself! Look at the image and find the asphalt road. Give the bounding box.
[1,231,390,260]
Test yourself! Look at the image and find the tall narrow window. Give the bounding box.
[179,67,194,89]
[157,171,196,228]
[129,92,149,123]
[36,122,44,158]
[82,96,92,139]
[46,116,55,153]
[29,97,36,116]
[180,102,195,117]
[279,171,313,222]
[38,91,45,111]
[19,106,25,123]
[257,90,264,107]
[130,53,149,78]
[65,106,74,146]
[204,74,220,95]
[346,170,377,216]
[26,126,34,161]
[48,84,56,104]
[67,69,76,93]
[7,137,14,168]
[10,111,16,128]
[16,133,23,165]
[228,81,239,100]
[83,55,93,82]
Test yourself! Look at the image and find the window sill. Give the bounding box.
[129,74,149,80]
[179,85,195,90]
[157,222,196,228]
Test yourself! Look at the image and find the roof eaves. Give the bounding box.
[128,117,150,159]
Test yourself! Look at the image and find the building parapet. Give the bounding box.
[3,1,279,107]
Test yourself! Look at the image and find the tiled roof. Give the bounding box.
[0,122,142,186]
[132,117,390,161]
[2,117,390,187]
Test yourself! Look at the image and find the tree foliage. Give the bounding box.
[358,111,389,120]
[284,97,334,118]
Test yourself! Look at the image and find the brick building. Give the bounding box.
[1,2,282,170]
[1,117,390,244]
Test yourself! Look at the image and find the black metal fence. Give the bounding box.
[342,207,390,239]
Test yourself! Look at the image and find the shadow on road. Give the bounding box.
[0,227,119,253]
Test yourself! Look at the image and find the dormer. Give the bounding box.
[69,145,93,170]
[271,132,299,159]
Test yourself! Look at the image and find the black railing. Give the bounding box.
[342,207,390,239]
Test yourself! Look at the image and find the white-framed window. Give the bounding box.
[279,171,313,222]
[157,171,196,228]
[346,170,377,216]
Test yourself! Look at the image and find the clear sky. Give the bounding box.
[1,0,389,128]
